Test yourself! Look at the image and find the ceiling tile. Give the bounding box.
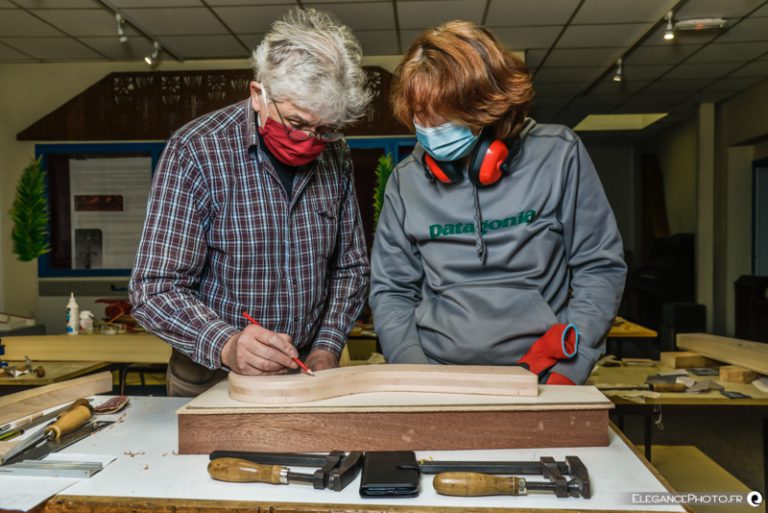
[613,93,686,112]
[716,17,768,42]
[731,59,768,77]
[485,0,580,26]
[529,106,561,123]
[544,47,622,67]
[623,64,674,80]
[532,95,572,108]
[160,34,247,58]
[534,81,589,96]
[489,26,561,51]
[702,75,765,91]
[77,35,155,60]
[570,94,628,108]
[239,33,264,50]
[121,7,227,35]
[588,78,650,95]
[626,44,701,65]
[307,2,395,30]
[525,48,549,68]
[32,9,133,37]
[397,0,481,30]
[686,41,768,63]
[753,3,768,16]
[0,41,34,60]
[0,10,62,36]
[684,90,735,103]
[213,5,297,33]
[109,0,202,6]
[207,0,298,4]
[534,66,604,83]
[664,61,741,79]
[557,23,649,48]
[354,29,399,55]
[12,0,98,6]
[0,37,102,59]
[677,0,765,19]
[645,79,706,93]
[572,0,671,24]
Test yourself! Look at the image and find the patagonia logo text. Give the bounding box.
[429,210,537,239]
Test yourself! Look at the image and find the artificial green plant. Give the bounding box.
[372,153,394,228]
[10,157,51,261]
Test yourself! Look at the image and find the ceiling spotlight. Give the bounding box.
[145,41,160,67]
[664,11,675,41]
[115,13,128,43]
[612,58,623,83]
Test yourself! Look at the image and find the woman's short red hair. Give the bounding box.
[391,21,534,139]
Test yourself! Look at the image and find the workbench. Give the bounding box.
[0,395,688,513]
[0,334,170,363]
[588,361,768,497]
[0,361,109,395]
[606,317,658,359]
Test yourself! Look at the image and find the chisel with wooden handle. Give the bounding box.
[208,457,315,486]
[1,399,93,465]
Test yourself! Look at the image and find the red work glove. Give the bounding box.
[545,372,576,385]
[517,323,579,378]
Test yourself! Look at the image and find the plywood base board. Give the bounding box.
[178,408,609,454]
[178,383,611,453]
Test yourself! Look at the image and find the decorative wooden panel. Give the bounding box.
[17,66,408,141]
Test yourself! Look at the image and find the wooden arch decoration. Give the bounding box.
[17,66,408,141]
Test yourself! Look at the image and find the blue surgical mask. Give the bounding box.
[415,121,480,162]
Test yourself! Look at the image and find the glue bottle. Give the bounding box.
[66,292,80,335]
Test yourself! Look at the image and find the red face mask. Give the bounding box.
[258,116,327,167]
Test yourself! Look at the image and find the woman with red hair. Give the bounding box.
[369,21,627,385]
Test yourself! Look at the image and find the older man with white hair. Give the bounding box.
[129,8,372,397]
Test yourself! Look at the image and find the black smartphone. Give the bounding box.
[359,451,420,498]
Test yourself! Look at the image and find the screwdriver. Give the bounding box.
[208,457,315,486]
[1,399,94,465]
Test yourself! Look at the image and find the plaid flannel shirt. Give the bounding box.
[129,99,369,369]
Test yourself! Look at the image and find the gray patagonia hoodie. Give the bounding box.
[369,120,627,384]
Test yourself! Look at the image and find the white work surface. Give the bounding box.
[2,396,684,512]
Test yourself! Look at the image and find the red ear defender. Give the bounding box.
[424,153,456,184]
[476,139,510,186]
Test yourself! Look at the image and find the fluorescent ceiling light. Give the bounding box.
[574,113,668,131]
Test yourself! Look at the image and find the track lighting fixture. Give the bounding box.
[612,58,623,83]
[664,11,675,41]
[144,41,160,67]
[115,13,127,43]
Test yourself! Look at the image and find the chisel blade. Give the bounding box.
[2,420,113,466]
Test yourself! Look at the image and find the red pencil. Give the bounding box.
[242,311,315,376]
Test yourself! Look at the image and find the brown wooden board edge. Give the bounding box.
[33,494,683,513]
[0,371,113,410]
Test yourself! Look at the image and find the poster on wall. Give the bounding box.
[69,157,151,269]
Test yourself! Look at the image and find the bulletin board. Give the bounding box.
[35,143,165,277]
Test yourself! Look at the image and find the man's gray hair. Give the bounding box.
[253,8,372,128]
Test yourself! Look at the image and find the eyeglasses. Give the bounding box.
[271,101,344,143]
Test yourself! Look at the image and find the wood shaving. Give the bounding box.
[123,450,146,457]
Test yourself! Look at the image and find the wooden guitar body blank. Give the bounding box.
[228,364,538,404]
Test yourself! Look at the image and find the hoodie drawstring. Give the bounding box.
[472,184,487,264]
